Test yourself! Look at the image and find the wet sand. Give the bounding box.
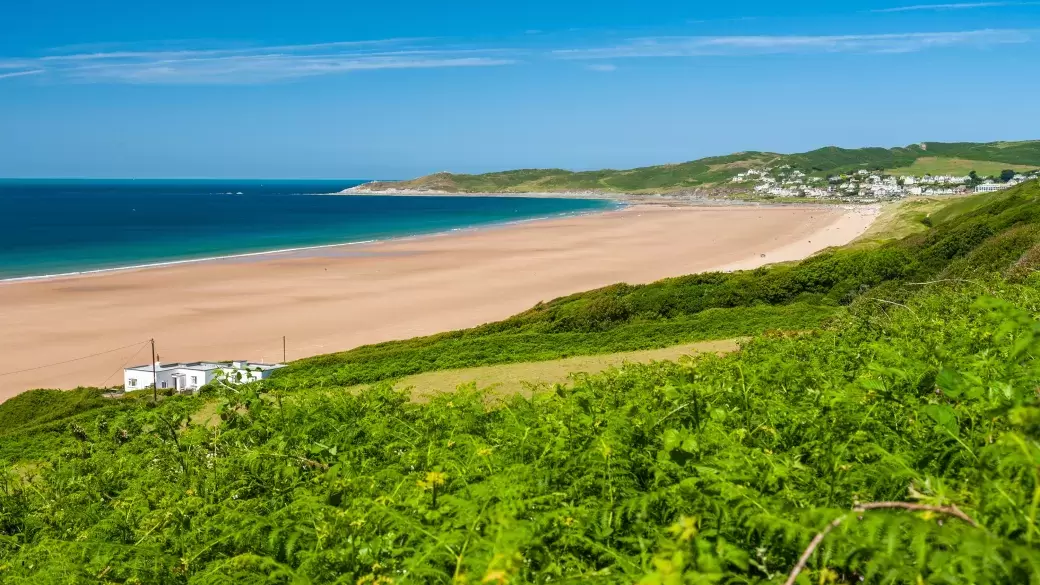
[0,204,878,400]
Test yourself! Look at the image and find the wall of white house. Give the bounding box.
[168,368,210,391]
[123,369,155,391]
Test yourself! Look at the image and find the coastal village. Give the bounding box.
[729,165,1040,202]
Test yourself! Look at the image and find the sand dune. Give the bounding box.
[0,204,878,400]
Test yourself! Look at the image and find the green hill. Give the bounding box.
[3,181,1040,582]
[354,140,1040,194]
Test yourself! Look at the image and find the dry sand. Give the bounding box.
[0,204,878,400]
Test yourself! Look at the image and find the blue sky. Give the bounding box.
[1,1,1039,178]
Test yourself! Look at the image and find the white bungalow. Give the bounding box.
[123,360,285,393]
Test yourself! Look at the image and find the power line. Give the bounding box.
[98,340,150,389]
[0,340,151,378]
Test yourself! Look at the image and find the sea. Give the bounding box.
[0,179,616,281]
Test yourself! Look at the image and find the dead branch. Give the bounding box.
[854,501,977,527]
[868,298,917,314]
[907,279,983,288]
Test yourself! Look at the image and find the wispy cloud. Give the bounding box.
[554,29,1030,58]
[1,39,518,84]
[872,2,1038,12]
[0,69,44,80]
[2,27,1034,84]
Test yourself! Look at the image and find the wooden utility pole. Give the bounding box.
[283,336,286,363]
[151,338,158,403]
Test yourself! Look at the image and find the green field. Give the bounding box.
[4,182,1040,582]
[885,156,1037,177]
[387,339,740,400]
[357,140,1040,194]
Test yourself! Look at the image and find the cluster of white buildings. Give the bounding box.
[123,360,284,393]
[730,166,1039,201]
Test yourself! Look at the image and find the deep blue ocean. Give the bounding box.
[0,180,614,280]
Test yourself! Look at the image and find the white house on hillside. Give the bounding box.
[974,183,1009,193]
[123,361,285,393]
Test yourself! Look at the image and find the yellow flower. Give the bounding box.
[418,471,448,490]
[482,570,508,584]
[478,448,492,457]
[668,516,698,542]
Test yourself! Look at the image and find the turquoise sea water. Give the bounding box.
[0,180,615,280]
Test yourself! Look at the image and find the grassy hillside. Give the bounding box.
[3,181,1040,583]
[0,388,148,462]
[884,157,1037,177]
[356,140,1040,194]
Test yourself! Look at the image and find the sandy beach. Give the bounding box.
[0,204,878,400]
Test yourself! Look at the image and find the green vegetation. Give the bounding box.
[359,140,1040,194]
[0,388,145,462]
[273,303,835,390]
[0,388,110,431]
[4,181,1040,582]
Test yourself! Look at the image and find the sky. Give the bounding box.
[1,1,1039,179]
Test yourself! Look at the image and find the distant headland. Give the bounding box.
[343,140,1040,203]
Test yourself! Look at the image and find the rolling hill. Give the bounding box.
[351,140,1040,194]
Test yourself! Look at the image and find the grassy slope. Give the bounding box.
[360,140,1040,194]
[0,388,144,461]
[851,197,954,245]
[271,304,835,390]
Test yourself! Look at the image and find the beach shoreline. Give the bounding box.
[336,185,866,206]
[0,203,878,400]
[0,203,622,285]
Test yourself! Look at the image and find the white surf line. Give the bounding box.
[0,240,380,284]
[0,203,622,284]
